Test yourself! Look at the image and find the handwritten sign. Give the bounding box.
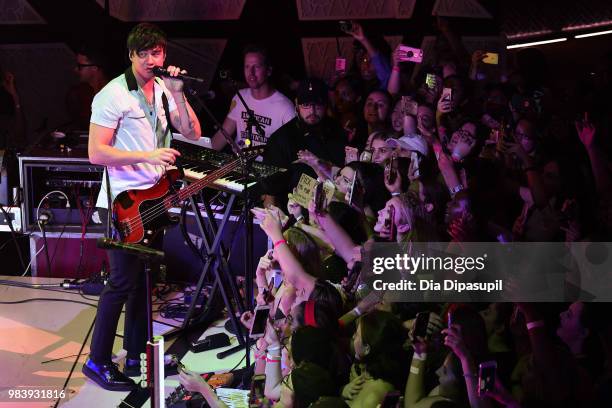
[289,173,335,208]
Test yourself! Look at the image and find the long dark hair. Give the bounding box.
[346,161,390,213]
[285,227,322,279]
[358,310,408,389]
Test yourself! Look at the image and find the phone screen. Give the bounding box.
[482,52,499,65]
[413,311,430,339]
[386,155,397,184]
[314,182,326,214]
[426,73,437,89]
[478,361,497,396]
[249,307,270,338]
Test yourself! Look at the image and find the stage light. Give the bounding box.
[574,29,612,39]
[507,38,567,49]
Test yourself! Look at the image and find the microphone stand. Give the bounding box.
[222,74,259,313]
[182,84,253,366]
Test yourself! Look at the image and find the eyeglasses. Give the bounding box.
[75,63,97,70]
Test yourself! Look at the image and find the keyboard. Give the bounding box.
[171,140,285,194]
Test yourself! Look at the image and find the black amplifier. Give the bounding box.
[18,149,104,233]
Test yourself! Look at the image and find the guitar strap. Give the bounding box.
[104,167,112,239]
[159,79,179,139]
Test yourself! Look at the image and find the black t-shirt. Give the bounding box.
[262,117,346,199]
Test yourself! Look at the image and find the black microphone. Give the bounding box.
[96,238,165,260]
[152,66,204,83]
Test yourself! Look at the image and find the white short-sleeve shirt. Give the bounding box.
[93,68,177,209]
[226,88,295,147]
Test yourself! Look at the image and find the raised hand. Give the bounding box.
[345,146,359,164]
[1,71,18,97]
[347,21,365,42]
[443,324,470,360]
[575,112,596,149]
[258,208,284,242]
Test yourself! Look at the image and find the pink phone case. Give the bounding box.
[398,45,423,63]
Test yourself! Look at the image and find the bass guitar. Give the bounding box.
[112,147,263,245]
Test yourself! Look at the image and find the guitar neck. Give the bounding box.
[176,160,240,201]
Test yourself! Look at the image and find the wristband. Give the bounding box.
[391,192,401,196]
[266,353,281,363]
[353,307,363,317]
[413,352,427,361]
[449,184,464,196]
[526,320,545,331]
[392,66,401,72]
[273,239,286,249]
[409,366,420,374]
[267,345,281,352]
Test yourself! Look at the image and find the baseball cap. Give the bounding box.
[386,134,429,156]
[296,78,328,105]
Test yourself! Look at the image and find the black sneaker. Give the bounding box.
[82,358,136,391]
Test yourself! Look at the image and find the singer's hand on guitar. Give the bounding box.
[145,147,181,166]
[162,65,186,93]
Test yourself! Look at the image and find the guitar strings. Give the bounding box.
[125,159,241,231]
[121,155,251,237]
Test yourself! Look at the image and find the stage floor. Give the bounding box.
[0,276,252,407]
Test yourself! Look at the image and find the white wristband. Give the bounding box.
[526,320,545,331]
[413,352,427,361]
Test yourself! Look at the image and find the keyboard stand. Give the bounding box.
[164,189,247,350]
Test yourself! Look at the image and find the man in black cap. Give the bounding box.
[262,78,346,207]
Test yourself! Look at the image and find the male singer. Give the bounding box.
[84,22,201,391]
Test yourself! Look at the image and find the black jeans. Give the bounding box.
[89,208,161,363]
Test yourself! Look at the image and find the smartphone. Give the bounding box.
[385,155,398,185]
[380,391,401,408]
[413,311,430,339]
[249,305,271,339]
[441,87,453,102]
[402,96,418,116]
[425,73,438,89]
[478,361,497,396]
[410,151,420,179]
[339,20,353,34]
[388,204,396,241]
[335,57,347,74]
[347,172,358,206]
[398,45,423,63]
[249,374,266,406]
[359,149,372,162]
[482,52,499,65]
[314,182,326,214]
